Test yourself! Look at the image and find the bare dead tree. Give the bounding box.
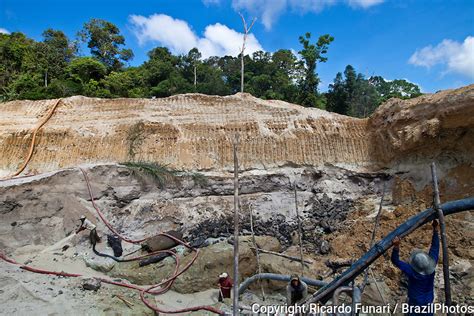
[238,13,256,93]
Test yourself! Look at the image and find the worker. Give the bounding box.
[286,274,308,305]
[218,272,233,302]
[76,215,101,246]
[391,220,439,315]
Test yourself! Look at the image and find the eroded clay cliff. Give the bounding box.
[1,85,472,176]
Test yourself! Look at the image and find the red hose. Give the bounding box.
[0,168,224,315]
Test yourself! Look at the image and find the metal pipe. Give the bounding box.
[352,286,361,316]
[302,197,474,306]
[238,273,327,296]
[331,285,361,316]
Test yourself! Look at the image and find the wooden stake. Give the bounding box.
[114,294,134,308]
[361,183,386,290]
[232,134,240,316]
[249,203,266,300]
[431,162,452,310]
[294,183,305,275]
[251,247,313,265]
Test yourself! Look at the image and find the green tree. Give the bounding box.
[297,32,334,108]
[67,57,107,84]
[327,65,387,117]
[369,76,422,101]
[102,67,146,97]
[197,57,231,95]
[0,32,36,98]
[326,72,348,114]
[185,48,202,88]
[218,55,241,94]
[78,19,133,70]
[36,29,77,87]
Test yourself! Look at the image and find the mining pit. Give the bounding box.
[0,85,473,314]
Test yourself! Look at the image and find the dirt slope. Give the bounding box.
[1,85,473,176]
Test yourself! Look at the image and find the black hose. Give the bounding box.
[92,243,138,262]
[302,197,474,305]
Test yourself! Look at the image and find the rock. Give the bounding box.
[380,209,395,221]
[451,260,472,278]
[361,280,390,305]
[320,240,330,254]
[83,256,115,273]
[82,278,101,291]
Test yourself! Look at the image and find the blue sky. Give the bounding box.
[1,0,473,92]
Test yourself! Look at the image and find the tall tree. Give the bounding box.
[297,32,334,108]
[369,76,422,101]
[183,48,202,88]
[326,72,348,114]
[36,29,77,87]
[327,65,383,117]
[78,19,133,70]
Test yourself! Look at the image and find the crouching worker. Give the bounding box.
[76,215,101,246]
[287,274,308,305]
[391,220,439,316]
[218,272,233,302]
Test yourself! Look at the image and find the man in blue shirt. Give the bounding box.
[391,220,439,315]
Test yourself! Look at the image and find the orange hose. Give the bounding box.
[2,98,62,180]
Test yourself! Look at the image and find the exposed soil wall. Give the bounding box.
[1,85,472,176]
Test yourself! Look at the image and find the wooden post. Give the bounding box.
[249,204,266,300]
[232,134,240,316]
[238,13,256,93]
[361,183,386,290]
[431,162,452,309]
[251,248,313,265]
[294,183,305,275]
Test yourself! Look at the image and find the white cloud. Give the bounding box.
[409,36,474,79]
[230,0,383,30]
[0,28,10,34]
[203,0,221,5]
[129,14,263,58]
[347,0,384,8]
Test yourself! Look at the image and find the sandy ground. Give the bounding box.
[0,232,230,316]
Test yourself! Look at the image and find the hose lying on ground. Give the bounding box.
[238,273,327,295]
[0,168,225,315]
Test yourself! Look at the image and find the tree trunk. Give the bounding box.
[241,51,244,93]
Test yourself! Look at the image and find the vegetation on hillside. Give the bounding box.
[0,18,421,117]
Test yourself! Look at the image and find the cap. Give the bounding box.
[219,272,228,279]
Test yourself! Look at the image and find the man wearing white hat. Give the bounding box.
[76,215,101,246]
[218,272,233,302]
[391,220,439,315]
